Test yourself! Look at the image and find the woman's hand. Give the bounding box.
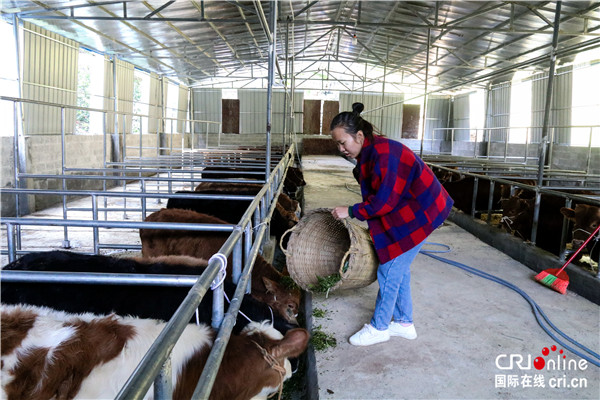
[332,206,349,220]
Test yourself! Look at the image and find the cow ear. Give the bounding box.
[271,328,310,359]
[560,207,576,221]
[262,277,280,293]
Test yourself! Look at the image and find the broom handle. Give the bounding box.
[558,224,600,274]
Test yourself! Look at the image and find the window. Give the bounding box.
[222,88,238,99]
[509,72,532,144]
[165,81,179,134]
[0,20,19,136]
[469,89,485,141]
[571,49,600,147]
[132,69,150,135]
[76,48,104,134]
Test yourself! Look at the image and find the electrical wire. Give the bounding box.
[420,242,600,368]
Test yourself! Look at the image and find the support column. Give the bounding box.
[12,15,30,216]
[536,1,562,186]
[419,28,431,158]
[265,1,277,181]
[532,1,562,245]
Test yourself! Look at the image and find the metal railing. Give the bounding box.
[428,162,600,268]
[1,144,296,399]
[430,125,599,170]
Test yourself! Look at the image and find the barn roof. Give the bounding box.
[2,1,600,93]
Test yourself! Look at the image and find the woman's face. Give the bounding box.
[331,127,364,159]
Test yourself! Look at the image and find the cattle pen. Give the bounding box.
[1,2,600,400]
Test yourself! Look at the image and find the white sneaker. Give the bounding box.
[389,322,417,340]
[349,324,390,346]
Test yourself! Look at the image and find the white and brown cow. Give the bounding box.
[1,304,309,400]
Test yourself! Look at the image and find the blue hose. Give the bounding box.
[420,242,600,368]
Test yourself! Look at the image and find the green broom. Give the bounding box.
[534,224,600,294]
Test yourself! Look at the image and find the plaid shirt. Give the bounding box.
[350,135,453,263]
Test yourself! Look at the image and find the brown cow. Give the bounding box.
[140,208,301,324]
[560,204,600,264]
[500,193,567,255]
[1,303,309,400]
[195,181,300,214]
[500,196,535,240]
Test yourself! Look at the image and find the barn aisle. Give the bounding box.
[300,155,599,400]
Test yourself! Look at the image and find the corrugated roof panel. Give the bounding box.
[1,1,599,92]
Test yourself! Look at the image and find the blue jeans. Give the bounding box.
[371,241,424,331]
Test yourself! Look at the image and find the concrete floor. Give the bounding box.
[1,156,598,400]
[300,155,599,400]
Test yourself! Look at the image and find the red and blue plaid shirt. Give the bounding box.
[349,135,453,263]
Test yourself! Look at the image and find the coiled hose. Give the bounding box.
[420,242,600,368]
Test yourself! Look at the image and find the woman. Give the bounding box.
[330,102,453,346]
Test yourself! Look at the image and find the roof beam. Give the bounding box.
[143,1,175,19]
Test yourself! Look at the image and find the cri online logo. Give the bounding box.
[496,345,588,371]
[535,345,565,370]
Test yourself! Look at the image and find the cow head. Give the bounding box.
[240,322,309,400]
[560,204,600,252]
[501,196,534,240]
[260,277,300,325]
[198,321,309,400]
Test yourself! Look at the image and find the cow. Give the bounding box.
[500,196,535,240]
[498,178,537,201]
[194,181,300,216]
[166,189,299,240]
[560,204,600,264]
[431,166,464,184]
[442,175,503,215]
[200,166,305,199]
[1,303,310,400]
[1,251,297,336]
[500,193,567,255]
[139,208,301,324]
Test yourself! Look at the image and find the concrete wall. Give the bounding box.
[551,144,600,175]
[124,133,160,159]
[1,137,16,215]
[3,133,598,217]
[25,135,108,211]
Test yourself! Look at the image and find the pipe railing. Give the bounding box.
[430,125,598,165]
[0,145,295,399]
[427,162,600,262]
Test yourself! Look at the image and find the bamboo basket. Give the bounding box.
[280,208,378,292]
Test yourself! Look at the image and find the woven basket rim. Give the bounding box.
[283,208,378,292]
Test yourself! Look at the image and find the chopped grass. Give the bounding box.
[280,275,301,291]
[312,308,326,318]
[308,273,341,297]
[281,355,306,400]
[311,325,337,351]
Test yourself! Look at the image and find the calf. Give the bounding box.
[1,251,297,335]
[442,175,502,215]
[431,166,463,184]
[500,193,566,255]
[560,204,600,263]
[498,178,537,200]
[167,189,298,239]
[194,181,300,215]
[140,208,301,324]
[500,196,535,240]
[1,304,309,400]
[201,166,305,197]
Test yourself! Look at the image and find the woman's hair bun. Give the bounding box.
[351,102,364,116]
